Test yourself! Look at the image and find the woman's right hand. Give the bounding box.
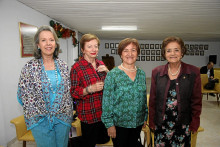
[90,81,104,93]
[108,126,116,138]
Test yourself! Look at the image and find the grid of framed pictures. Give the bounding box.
[185,44,208,56]
[137,46,164,61]
[105,43,119,55]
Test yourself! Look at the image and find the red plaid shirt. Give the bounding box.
[70,57,107,124]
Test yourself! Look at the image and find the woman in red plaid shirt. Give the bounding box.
[70,34,110,147]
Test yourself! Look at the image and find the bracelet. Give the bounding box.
[89,85,94,94]
[86,86,90,94]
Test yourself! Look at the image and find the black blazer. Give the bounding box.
[200,66,214,78]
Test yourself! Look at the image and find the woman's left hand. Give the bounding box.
[97,65,109,73]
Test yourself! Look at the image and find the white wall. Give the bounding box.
[0,0,78,146]
[98,40,220,77]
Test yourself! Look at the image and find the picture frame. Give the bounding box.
[141,56,145,61]
[161,56,165,61]
[204,45,208,50]
[140,44,144,49]
[141,50,145,55]
[136,56,140,61]
[19,22,38,57]
[105,43,109,49]
[156,50,160,55]
[146,56,150,61]
[151,50,155,55]
[145,44,149,49]
[194,44,198,50]
[150,44,154,49]
[185,44,189,49]
[115,49,118,54]
[199,45,203,50]
[195,50,199,56]
[151,56,155,61]
[146,50,150,55]
[115,43,119,48]
[190,45,194,50]
[110,43,114,48]
[155,44,159,49]
[156,56,161,61]
[190,51,194,56]
[111,49,115,54]
[160,44,162,49]
[200,50,204,56]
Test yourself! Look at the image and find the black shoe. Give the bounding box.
[209,93,215,96]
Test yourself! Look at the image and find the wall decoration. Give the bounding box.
[151,50,155,55]
[156,50,160,55]
[194,44,198,50]
[141,56,145,61]
[150,44,154,49]
[156,56,161,61]
[115,49,118,54]
[115,43,119,48]
[49,20,78,47]
[160,44,162,49]
[111,49,115,54]
[141,50,145,55]
[145,44,149,49]
[199,45,203,50]
[204,45,208,50]
[190,51,194,56]
[19,22,38,57]
[110,43,114,48]
[185,44,189,49]
[195,50,199,56]
[200,51,204,56]
[161,56,165,61]
[146,50,150,55]
[105,43,109,49]
[151,56,155,61]
[190,45,194,50]
[136,56,140,61]
[140,44,144,49]
[146,56,150,61]
[155,44,159,49]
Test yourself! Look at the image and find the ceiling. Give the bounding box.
[18,0,220,41]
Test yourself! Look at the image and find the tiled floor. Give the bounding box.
[8,78,220,147]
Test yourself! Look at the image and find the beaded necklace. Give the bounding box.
[121,63,137,72]
[41,59,59,94]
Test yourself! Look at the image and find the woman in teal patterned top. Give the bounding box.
[102,38,148,147]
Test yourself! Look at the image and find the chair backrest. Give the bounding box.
[200,74,208,91]
[214,70,220,92]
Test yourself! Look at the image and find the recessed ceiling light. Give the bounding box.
[102,26,137,31]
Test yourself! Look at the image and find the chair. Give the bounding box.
[10,115,35,147]
[71,117,113,146]
[142,95,205,147]
[201,74,219,106]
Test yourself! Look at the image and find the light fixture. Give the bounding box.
[102,26,137,31]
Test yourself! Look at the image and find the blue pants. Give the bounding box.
[31,118,70,147]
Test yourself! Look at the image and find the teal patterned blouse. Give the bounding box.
[101,67,148,129]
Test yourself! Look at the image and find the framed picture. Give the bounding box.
[160,44,162,49]
[200,51,204,56]
[136,56,140,61]
[195,50,199,56]
[151,56,155,61]
[185,50,190,56]
[105,43,109,49]
[110,43,114,48]
[141,50,145,55]
[141,56,145,61]
[140,44,144,49]
[204,45,208,50]
[150,44,154,49]
[111,49,115,54]
[199,45,203,50]
[190,45,194,50]
[146,56,150,61]
[161,56,165,61]
[146,50,150,55]
[115,43,119,48]
[156,50,160,55]
[156,56,161,61]
[115,49,118,54]
[185,44,189,49]
[145,44,149,49]
[151,50,155,55]
[155,44,159,49]
[195,44,198,50]
[19,22,38,57]
[190,51,194,56]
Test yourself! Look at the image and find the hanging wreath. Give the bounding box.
[50,20,78,47]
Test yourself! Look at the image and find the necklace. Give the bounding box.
[168,64,181,76]
[121,63,137,72]
[42,59,59,94]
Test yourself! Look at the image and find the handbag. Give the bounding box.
[204,78,219,90]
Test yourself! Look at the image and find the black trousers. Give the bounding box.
[112,125,143,147]
[69,121,110,147]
